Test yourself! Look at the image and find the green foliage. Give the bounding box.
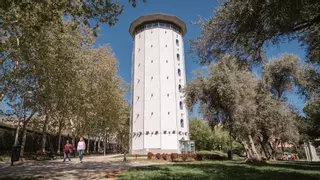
[211,125,229,150]
[190,118,232,152]
[189,118,213,150]
[261,54,299,100]
[190,0,320,65]
[303,99,320,139]
[0,0,140,154]
[185,55,300,161]
[118,161,320,180]
[188,0,320,161]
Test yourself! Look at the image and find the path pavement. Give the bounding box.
[0,154,169,180]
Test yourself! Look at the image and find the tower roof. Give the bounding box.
[129,13,187,37]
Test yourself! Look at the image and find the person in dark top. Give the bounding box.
[48,147,55,160]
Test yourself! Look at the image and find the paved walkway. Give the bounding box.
[0,155,169,180]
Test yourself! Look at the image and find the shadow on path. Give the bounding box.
[0,160,132,180]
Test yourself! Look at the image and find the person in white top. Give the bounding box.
[77,137,86,163]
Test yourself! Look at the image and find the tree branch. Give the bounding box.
[24,110,37,124]
[292,14,320,32]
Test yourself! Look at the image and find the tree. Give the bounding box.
[185,55,262,161]
[190,0,320,65]
[256,54,301,159]
[189,118,213,151]
[303,99,320,138]
[261,54,299,100]
[1,0,140,158]
[211,125,229,151]
[185,55,300,161]
[1,0,146,103]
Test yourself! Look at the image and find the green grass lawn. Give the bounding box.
[118,161,320,180]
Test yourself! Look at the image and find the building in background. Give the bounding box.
[129,13,191,154]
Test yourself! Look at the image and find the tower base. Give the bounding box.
[131,149,179,155]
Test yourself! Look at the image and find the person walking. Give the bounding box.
[63,140,73,162]
[77,137,86,163]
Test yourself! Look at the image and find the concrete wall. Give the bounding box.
[131,25,189,154]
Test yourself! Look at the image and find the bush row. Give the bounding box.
[146,151,229,161]
[195,153,228,161]
[147,152,196,162]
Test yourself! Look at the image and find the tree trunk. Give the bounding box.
[260,141,271,160]
[57,127,62,154]
[268,142,277,160]
[19,111,36,159]
[98,135,101,153]
[14,118,22,146]
[104,130,107,156]
[281,143,284,153]
[248,135,262,161]
[93,137,97,152]
[19,123,27,161]
[72,135,76,149]
[242,141,253,159]
[87,135,90,154]
[41,112,49,151]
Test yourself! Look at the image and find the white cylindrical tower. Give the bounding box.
[129,13,189,154]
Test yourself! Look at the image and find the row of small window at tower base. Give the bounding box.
[132,131,188,137]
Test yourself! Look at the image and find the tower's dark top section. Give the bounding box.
[129,13,187,37]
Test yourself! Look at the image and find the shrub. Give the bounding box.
[190,153,196,159]
[195,153,203,161]
[197,150,211,155]
[36,150,48,156]
[195,151,228,161]
[170,153,179,161]
[147,152,153,159]
[155,153,161,160]
[162,153,168,160]
[181,154,188,161]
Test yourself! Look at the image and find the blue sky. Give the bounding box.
[96,0,306,115]
[0,0,307,117]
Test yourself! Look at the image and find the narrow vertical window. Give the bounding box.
[178,84,182,92]
[178,69,181,76]
[180,119,184,128]
[180,101,183,110]
[176,39,179,46]
[177,53,180,61]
